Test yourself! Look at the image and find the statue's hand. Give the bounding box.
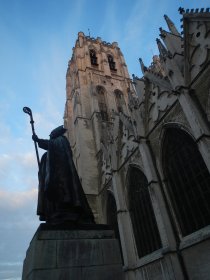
[32,134,39,142]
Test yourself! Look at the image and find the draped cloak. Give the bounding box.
[36,135,94,224]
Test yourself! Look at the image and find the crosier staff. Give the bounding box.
[23,106,40,168]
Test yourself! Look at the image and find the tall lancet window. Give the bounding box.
[97,86,108,121]
[127,167,162,258]
[163,128,210,236]
[90,49,98,65]
[108,54,116,71]
[114,90,124,113]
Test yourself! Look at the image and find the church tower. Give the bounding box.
[64,32,132,222]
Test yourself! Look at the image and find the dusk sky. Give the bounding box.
[0,1,210,279]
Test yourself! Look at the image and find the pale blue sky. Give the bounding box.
[0,0,210,279]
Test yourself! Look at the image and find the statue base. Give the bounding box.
[22,223,124,280]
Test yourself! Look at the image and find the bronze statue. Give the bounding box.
[23,107,94,224]
[31,125,95,225]
[32,125,95,225]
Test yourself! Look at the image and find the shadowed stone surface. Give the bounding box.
[22,224,124,280]
[82,265,124,280]
[27,268,82,280]
[57,239,104,267]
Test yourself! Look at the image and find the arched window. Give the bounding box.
[114,90,124,113]
[108,54,116,71]
[90,49,98,65]
[163,128,210,236]
[107,193,124,263]
[97,86,108,121]
[128,167,161,258]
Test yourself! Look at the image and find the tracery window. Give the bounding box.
[108,54,116,71]
[128,167,162,258]
[163,128,210,236]
[90,49,98,65]
[114,90,124,113]
[97,86,108,121]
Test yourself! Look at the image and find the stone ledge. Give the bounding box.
[34,223,114,240]
[26,265,124,280]
[39,222,111,231]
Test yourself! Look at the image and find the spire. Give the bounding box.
[139,58,147,74]
[164,14,180,36]
[156,39,168,59]
[159,27,182,57]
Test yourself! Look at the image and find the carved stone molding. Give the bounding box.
[147,83,177,129]
[186,19,210,82]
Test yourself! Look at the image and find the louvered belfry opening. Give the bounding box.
[128,167,162,258]
[90,49,98,65]
[163,128,210,236]
[108,55,116,71]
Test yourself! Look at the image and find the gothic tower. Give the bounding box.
[64,32,132,222]
[64,9,210,279]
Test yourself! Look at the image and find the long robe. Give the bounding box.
[37,135,94,224]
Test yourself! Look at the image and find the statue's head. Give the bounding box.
[50,125,67,139]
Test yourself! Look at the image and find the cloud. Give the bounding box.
[115,0,173,75]
[0,70,65,278]
[29,41,68,138]
[124,1,151,42]
[0,31,69,279]
[0,149,38,191]
[0,175,40,277]
[99,1,120,41]
[0,116,40,279]
[0,187,39,279]
[0,188,37,209]
[0,262,22,280]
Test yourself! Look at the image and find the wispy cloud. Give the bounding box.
[0,147,37,191]
[124,0,152,43]
[0,114,40,278]
[0,262,22,279]
[118,0,172,73]
[0,186,39,279]
[1,278,21,280]
[99,0,121,42]
[0,262,22,280]
[0,188,37,209]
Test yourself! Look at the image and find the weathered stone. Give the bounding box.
[57,239,104,267]
[22,239,56,278]
[182,239,210,280]
[101,239,122,265]
[27,268,82,280]
[38,229,114,240]
[22,226,124,280]
[82,265,124,280]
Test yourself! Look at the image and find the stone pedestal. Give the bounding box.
[22,224,124,280]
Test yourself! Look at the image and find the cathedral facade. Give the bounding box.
[64,8,210,280]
